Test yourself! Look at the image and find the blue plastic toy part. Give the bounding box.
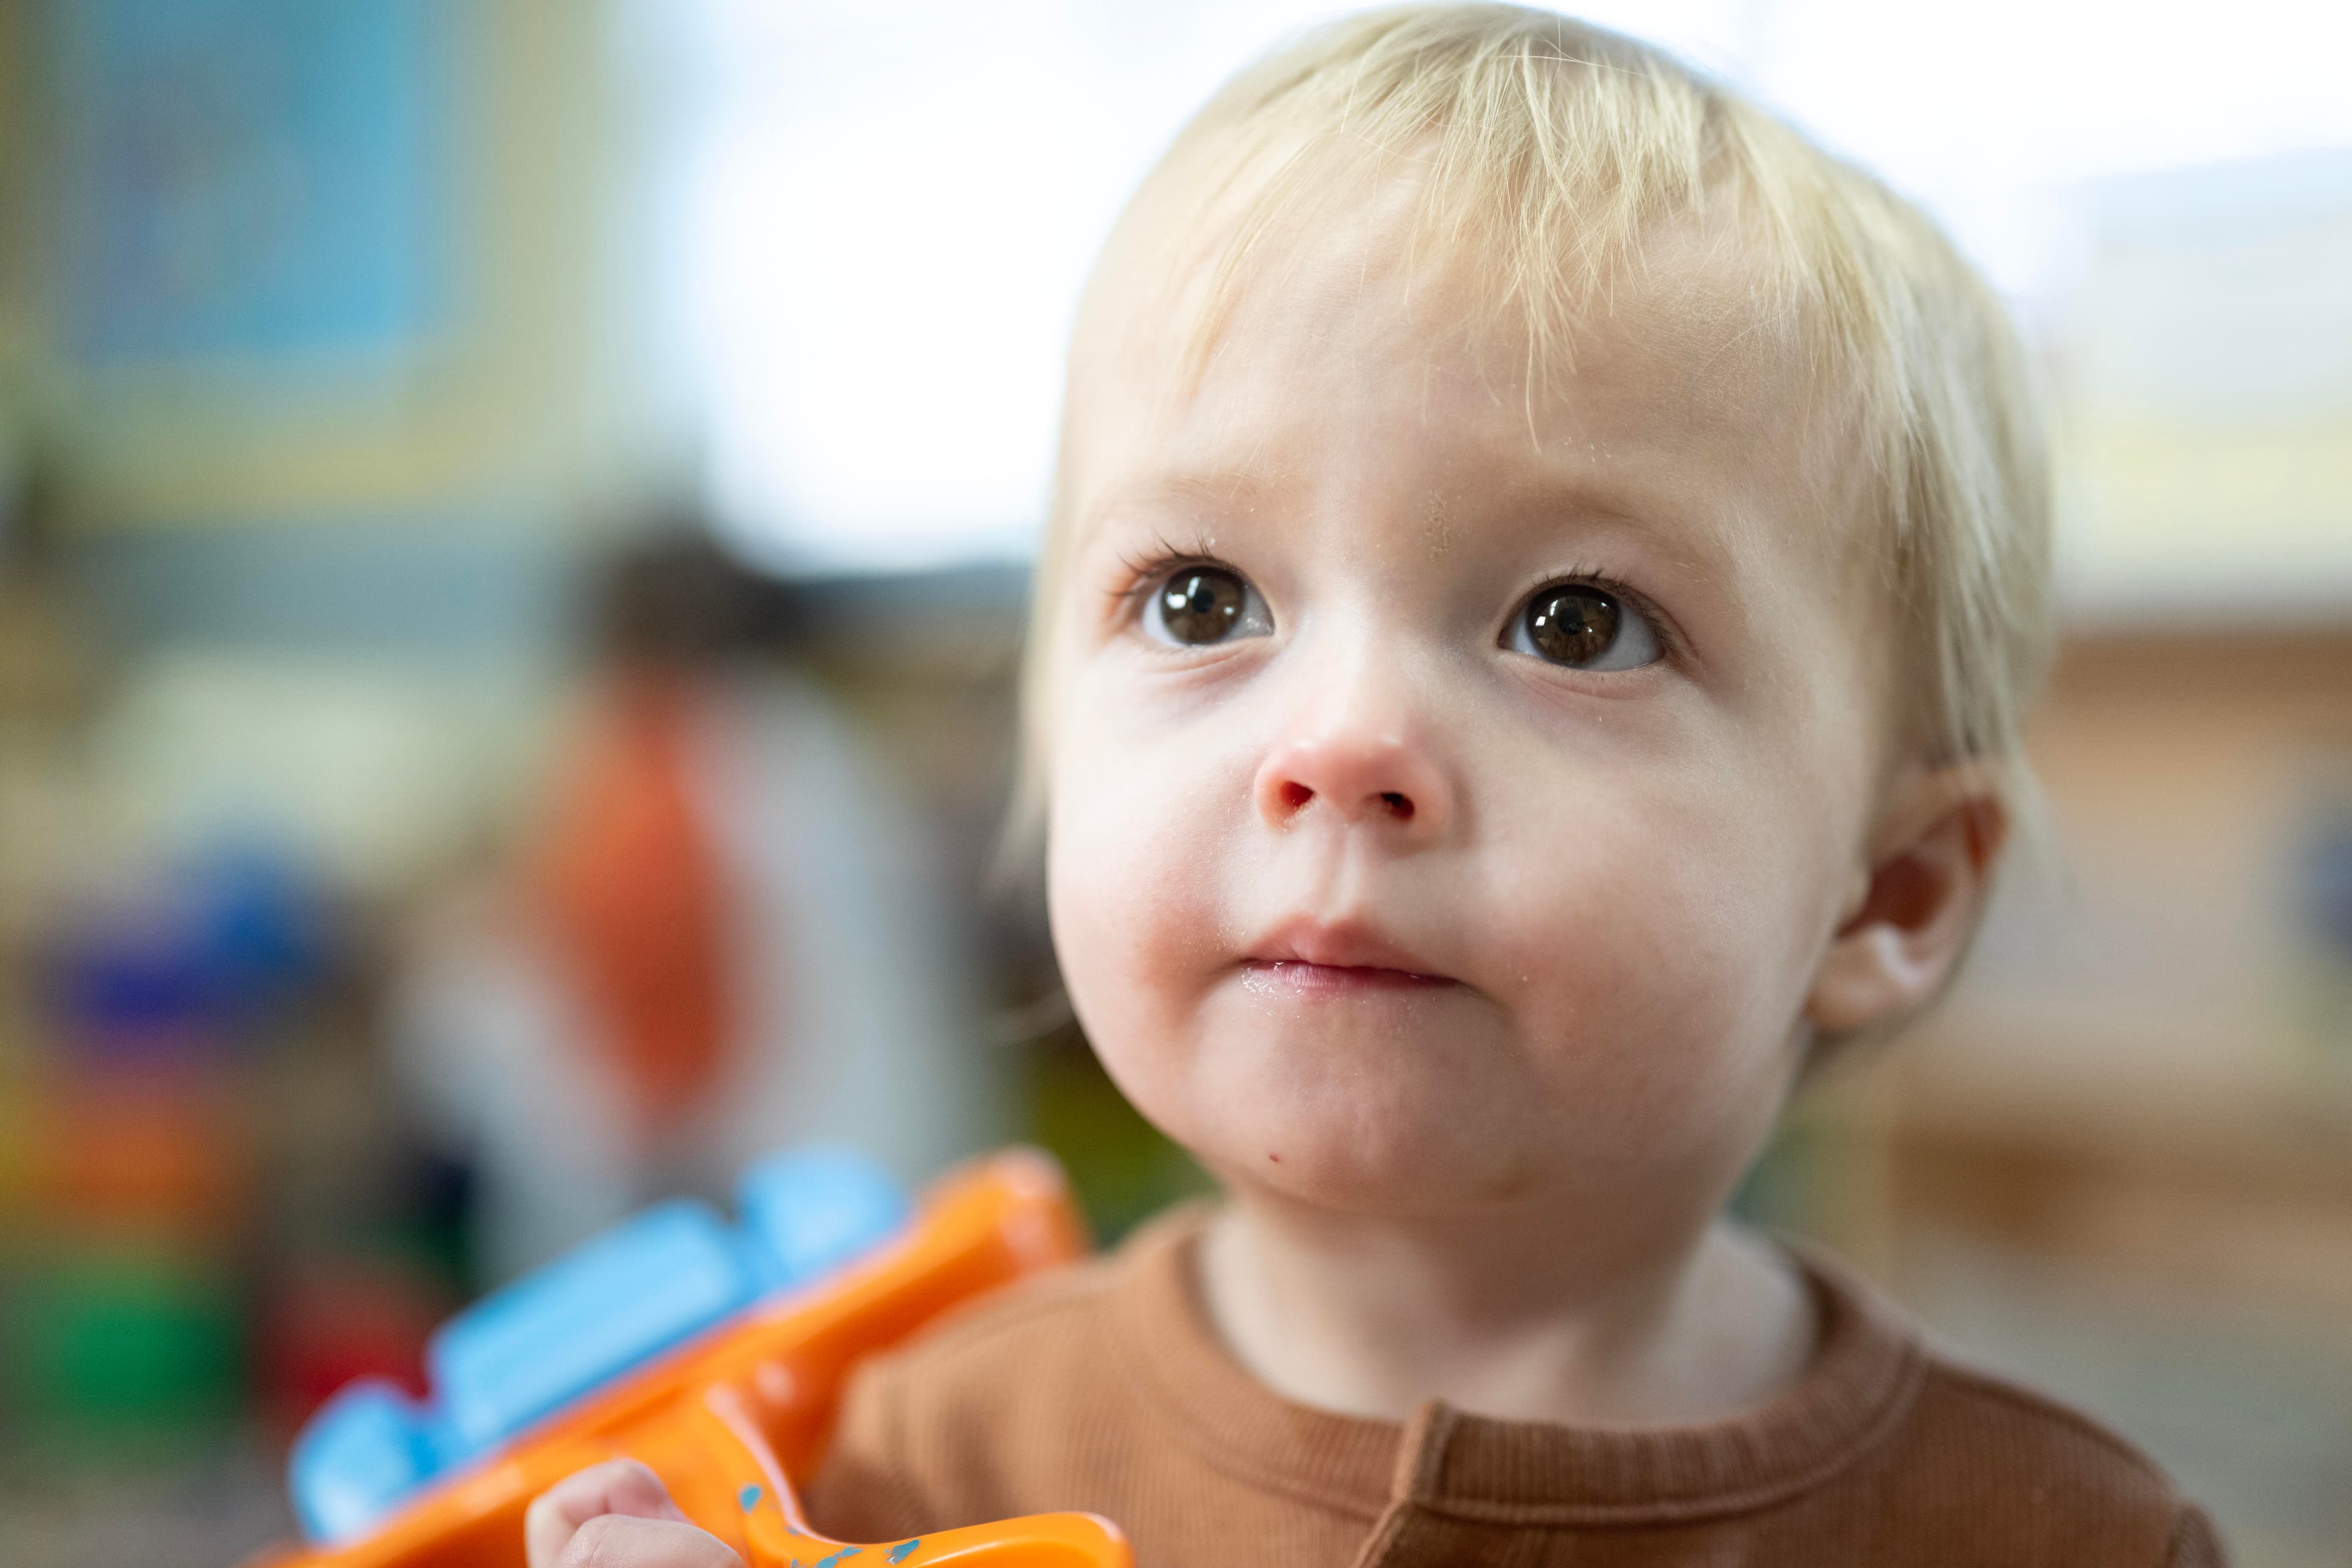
[288,1145,910,1545]
[737,1145,911,1291]
[288,1379,451,1546]
[431,1199,755,1452]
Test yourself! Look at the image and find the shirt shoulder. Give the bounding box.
[843,1237,1141,1465]
[1866,1343,2225,1566]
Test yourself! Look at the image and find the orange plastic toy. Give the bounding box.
[258,1151,1129,1568]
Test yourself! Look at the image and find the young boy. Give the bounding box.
[529,7,2223,1565]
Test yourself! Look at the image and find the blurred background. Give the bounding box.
[0,1,2346,1564]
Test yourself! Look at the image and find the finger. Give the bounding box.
[526,1459,692,1566]
[554,1513,744,1568]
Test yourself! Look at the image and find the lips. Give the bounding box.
[1241,917,1458,991]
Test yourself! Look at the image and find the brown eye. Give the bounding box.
[1143,567,1270,646]
[1509,584,1659,670]
[1527,586,1618,664]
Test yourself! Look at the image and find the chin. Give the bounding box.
[1219,1139,1542,1218]
[1087,999,1542,1208]
[1253,1153,1541,1216]
[1170,1077,1547,1217]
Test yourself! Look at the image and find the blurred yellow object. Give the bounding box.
[255,1150,1130,1568]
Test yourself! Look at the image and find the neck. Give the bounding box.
[1196,1187,1816,1427]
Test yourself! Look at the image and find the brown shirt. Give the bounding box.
[807,1207,2226,1567]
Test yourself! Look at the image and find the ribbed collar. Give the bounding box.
[1107,1204,1926,1526]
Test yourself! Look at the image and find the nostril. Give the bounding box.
[1380,791,1414,821]
[1281,781,1314,812]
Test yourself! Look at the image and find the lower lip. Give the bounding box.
[1241,960,1458,996]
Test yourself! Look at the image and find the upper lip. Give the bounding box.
[1245,915,1453,980]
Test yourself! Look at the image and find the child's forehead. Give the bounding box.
[1128,124,1808,345]
[1065,196,1853,564]
[1082,149,1822,427]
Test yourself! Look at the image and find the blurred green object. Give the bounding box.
[6,1242,245,1452]
[1026,1037,1212,1243]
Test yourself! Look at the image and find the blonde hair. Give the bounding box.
[1004,2,2052,878]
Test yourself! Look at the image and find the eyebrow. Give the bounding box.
[1080,449,1749,582]
[1079,469,1283,536]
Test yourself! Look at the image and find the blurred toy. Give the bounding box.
[268,1146,1128,1568]
[2,845,328,1455]
[258,1251,453,1434]
[8,1238,246,1450]
[50,843,334,1061]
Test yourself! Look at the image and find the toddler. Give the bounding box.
[530,7,2223,1565]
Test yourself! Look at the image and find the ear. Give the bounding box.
[1806,763,2008,1035]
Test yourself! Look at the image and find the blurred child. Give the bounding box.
[529,7,2223,1565]
[398,537,995,1282]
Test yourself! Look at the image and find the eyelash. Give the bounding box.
[1106,541,1687,666]
[1107,536,1221,607]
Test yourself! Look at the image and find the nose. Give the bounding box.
[1253,722,1452,839]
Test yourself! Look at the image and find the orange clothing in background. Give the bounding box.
[807,1207,2225,1568]
[522,676,734,1134]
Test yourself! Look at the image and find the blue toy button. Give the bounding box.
[736,1146,909,1289]
[288,1378,446,1544]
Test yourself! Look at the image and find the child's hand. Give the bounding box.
[524,1458,744,1568]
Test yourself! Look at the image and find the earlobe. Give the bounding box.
[1806,765,2008,1035]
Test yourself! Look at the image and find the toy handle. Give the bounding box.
[696,1385,1132,1568]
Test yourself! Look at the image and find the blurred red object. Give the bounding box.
[259,1255,451,1434]
[520,674,736,1136]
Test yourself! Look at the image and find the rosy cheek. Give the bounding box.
[1050,733,1211,1005]
[1046,777,1219,1145]
[1482,791,1796,1099]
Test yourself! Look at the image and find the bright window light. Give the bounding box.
[654,0,2352,575]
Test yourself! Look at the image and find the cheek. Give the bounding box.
[1044,697,1248,1117]
[1473,756,1845,1159]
